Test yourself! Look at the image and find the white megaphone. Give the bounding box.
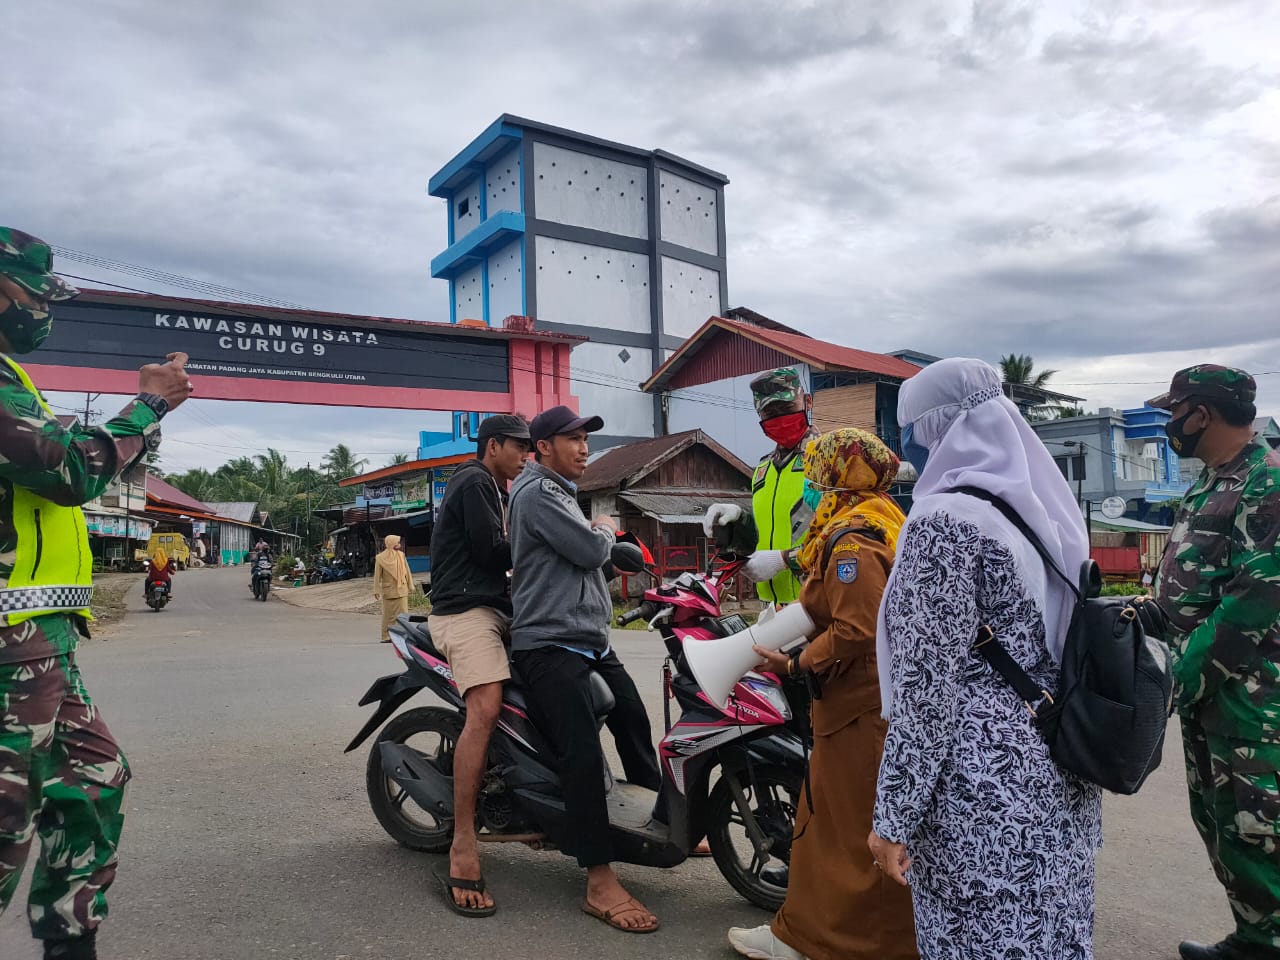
[684,602,817,709]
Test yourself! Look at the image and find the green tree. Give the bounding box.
[998,353,1059,390]
[386,453,412,467]
[321,443,368,481]
[998,354,1075,422]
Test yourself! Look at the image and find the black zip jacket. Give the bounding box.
[428,458,513,617]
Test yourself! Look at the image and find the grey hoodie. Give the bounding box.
[508,460,615,654]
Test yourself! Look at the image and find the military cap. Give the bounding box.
[1147,364,1257,410]
[0,228,78,302]
[749,367,805,415]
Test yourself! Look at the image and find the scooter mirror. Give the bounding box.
[610,541,646,575]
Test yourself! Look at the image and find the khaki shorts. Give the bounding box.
[430,607,511,696]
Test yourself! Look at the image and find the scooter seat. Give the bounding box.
[505,662,614,721]
[397,615,442,657]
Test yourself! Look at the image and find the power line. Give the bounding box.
[52,248,309,310]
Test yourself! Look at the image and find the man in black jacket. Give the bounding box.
[428,414,530,916]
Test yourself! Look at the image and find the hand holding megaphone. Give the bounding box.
[684,601,817,709]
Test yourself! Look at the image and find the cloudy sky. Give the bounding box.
[8,0,1278,473]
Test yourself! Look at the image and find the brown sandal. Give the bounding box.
[581,896,660,934]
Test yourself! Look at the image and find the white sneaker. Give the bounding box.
[727,924,808,960]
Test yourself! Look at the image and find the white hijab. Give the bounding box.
[876,358,1089,717]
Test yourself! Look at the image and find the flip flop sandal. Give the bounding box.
[435,868,497,918]
[581,897,660,934]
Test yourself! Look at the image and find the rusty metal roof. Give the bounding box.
[577,429,752,493]
[641,316,921,393]
[619,491,753,524]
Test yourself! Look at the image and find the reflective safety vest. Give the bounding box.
[0,357,93,626]
[751,449,808,604]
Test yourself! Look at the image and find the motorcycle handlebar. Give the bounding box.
[617,601,658,627]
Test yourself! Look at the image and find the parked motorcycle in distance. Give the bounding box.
[251,556,274,601]
[309,555,355,585]
[346,543,805,912]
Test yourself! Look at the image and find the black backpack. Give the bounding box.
[955,487,1174,795]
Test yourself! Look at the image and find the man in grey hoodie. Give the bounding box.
[508,405,662,934]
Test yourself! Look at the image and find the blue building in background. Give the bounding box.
[1032,405,1188,524]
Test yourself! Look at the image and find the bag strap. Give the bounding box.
[953,486,1067,720]
[952,486,1081,601]
[973,624,1055,717]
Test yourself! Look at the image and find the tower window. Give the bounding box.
[457,198,470,217]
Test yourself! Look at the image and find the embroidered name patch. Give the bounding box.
[836,558,858,582]
[831,540,862,556]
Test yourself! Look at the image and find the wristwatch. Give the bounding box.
[136,393,169,420]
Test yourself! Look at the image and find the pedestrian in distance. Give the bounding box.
[0,227,194,960]
[728,428,918,960]
[372,534,414,643]
[427,413,531,916]
[869,358,1103,959]
[1149,365,1280,960]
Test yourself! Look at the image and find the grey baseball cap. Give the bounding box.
[476,414,531,442]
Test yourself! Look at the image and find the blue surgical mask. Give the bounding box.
[901,423,930,475]
[801,478,823,511]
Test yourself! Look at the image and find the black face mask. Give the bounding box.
[1165,407,1205,458]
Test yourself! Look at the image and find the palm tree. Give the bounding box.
[386,453,412,467]
[998,354,1072,422]
[321,443,369,480]
[998,354,1058,390]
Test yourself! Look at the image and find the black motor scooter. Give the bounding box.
[345,542,805,910]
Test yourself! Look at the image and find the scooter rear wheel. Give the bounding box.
[365,706,462,853]
[706,763,801,912]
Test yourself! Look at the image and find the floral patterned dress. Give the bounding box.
[873,497,1103,959]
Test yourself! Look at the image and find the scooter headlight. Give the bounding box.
[740,675,792,721]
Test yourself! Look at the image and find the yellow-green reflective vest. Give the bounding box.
[0,357,93,626]
[750,450,807,604]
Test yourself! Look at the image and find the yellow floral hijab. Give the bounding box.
[797,428,907,573]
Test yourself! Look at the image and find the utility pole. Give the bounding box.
[80,392,101,426]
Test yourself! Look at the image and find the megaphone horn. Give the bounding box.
[683,602,817,709]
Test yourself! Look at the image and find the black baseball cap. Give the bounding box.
[476,414,531,442]
[529,405,604,445]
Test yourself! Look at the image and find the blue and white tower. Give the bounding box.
[427,114,730,449]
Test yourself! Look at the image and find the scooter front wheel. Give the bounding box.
[706,763,801,912]
[365,706,462,853]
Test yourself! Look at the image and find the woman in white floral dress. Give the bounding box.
[868,358,1103,959]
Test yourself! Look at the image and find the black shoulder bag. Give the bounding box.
[955,487,1174,795]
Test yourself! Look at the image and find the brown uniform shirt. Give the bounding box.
[799,519,894,736]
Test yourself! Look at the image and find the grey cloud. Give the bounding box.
[1040,21,1273,125]
[1004,146,1147,178]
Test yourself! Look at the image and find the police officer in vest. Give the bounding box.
[0,228,193,960]
[704,367,819,604]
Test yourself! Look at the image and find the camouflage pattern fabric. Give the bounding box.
[1183,717,1280,949]
[749,367,804,415]
[0,362,159,664]
[0,228,78,302]
[1157,438,1280,946]
[1148,363,1257,410]
[0,617,129,943]
[1155,438,1280,737]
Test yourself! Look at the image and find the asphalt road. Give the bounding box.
[0,566,1231,959]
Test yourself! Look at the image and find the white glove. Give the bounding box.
[703,502,744,538]
[743,549,787,583]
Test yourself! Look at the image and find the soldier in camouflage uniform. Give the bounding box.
[1151,365,1280,960]
[0,228,194,960]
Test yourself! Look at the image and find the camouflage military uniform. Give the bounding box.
[1154,366,1280,952]
[0,229,162,953]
